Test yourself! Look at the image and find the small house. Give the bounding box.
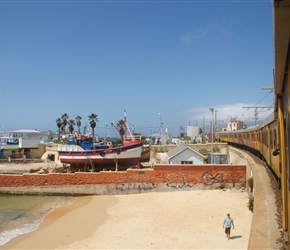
[167,144,206,164]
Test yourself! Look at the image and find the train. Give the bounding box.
[218,0,290,240]
[218,113,281,183]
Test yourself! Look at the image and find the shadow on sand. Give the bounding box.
[230,235,242,240]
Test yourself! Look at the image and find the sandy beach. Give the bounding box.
[2,189,252,250]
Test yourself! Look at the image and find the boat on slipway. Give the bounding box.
[58,113,144,172]
[58,135,143,172]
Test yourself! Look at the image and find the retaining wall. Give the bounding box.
[0,164,246,195]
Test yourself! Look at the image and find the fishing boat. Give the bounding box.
[140,144,151,162]
[58,112,144,172]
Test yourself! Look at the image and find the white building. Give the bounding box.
[186,126,199,140]
[227,118,245,131]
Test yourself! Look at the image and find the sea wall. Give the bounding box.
[0,164,246,195]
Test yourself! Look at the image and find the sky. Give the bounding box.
[0,0,274,137]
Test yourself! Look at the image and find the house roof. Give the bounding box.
[229,118,241,123]
[167,143,206,160]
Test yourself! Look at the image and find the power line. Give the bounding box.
[242,106,273,126]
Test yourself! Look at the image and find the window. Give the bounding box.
[262,130,268,147]
[181,161,193,164]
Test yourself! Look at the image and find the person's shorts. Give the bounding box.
[225,227,231,234]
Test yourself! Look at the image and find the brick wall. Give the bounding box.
[0,164,246,190]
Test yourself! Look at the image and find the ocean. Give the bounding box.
[0,194,74,246]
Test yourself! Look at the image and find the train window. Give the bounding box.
[270,129,273,149]
[273,128,277,150]
[262,130,268,146]
[251,133,254,140]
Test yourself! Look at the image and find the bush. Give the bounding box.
[199,148,209,155]
[248,196,254,212]
[248,177,253,192]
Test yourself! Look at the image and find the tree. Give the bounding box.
[116,119,125,138]
[68,119,75,134]
[75,115,82,134]
[61,113,69,134]
[56,118,62,141]
[88,113,98,140]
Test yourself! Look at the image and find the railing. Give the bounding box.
[124,135,142,141]
[46,144,59,152]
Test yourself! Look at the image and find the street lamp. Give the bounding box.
[159,112,163,135]
[105,125,108,140]
[209,108,214,164]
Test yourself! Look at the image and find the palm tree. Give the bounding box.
[68,119,75,134]
[88,113,98,140]
[61,113,69,134]
[116,119,125,138]
[56,118,62,141]
[75,115,82,134]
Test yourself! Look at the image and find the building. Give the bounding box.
[207,153,228,164]
[149,133,170,145]
[227,118,245,131]
[0,143,46,159]
[0,129,51,159]
[167,144,206,164]
[186,126,199,141]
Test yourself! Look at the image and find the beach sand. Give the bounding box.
[3,189,252,250]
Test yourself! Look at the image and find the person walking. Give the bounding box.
[223,213,234,240]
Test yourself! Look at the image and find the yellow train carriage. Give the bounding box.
[269,120,281,179]
[218,114,280,181]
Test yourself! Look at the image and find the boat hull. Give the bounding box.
[58,142,143,171]
[140,145,150,162]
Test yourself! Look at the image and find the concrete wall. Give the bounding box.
[0,164,246,195]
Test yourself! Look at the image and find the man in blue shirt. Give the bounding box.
[223,213,234,240]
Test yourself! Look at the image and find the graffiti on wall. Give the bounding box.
[116,175,157,191]
[115,171,225,191]
[165,173,196,189]
[202,172,223,186]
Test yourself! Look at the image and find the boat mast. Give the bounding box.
[123,109,127,139]
[123,110,135,140]
[111,110,135,140]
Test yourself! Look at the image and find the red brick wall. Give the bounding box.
[0,164,246,188]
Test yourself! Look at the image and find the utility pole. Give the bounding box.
[242,106,273,126]
[214,109,217,132]
[158,112,163,135]
[203,116,205,134]
[209,108,214,164]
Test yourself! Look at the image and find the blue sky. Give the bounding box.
[0,0,274,137]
